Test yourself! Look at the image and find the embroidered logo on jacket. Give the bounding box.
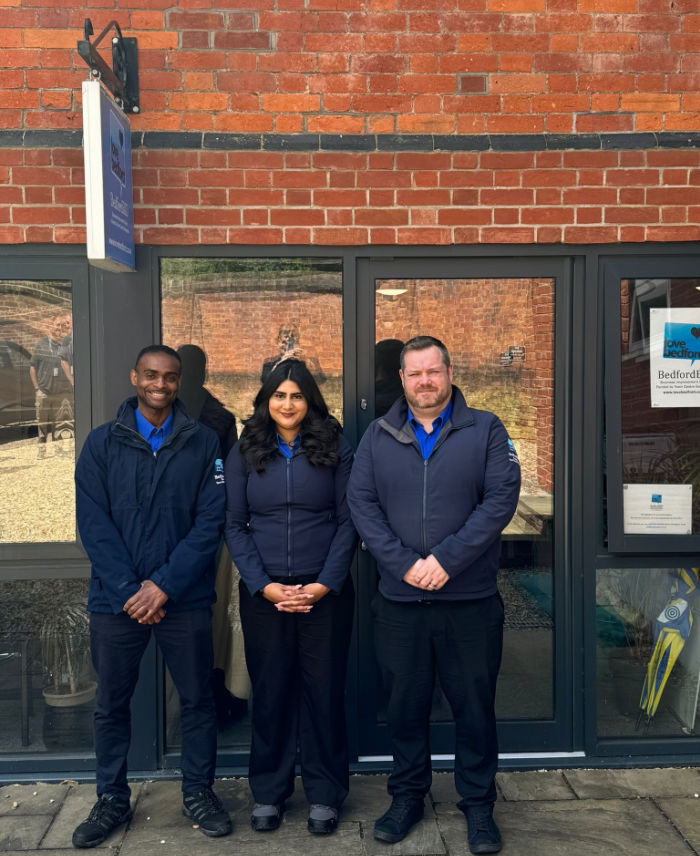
[214,458,225,485]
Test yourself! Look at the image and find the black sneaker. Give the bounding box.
[72,794,132,849]
[373,796,424,843]
[466,804,502,854]
[182,788,232,837]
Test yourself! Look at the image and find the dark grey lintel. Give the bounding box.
[5,130,700,151]
[203,133,263,150]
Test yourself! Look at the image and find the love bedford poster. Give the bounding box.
[649,308,700,408]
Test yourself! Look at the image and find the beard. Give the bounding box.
[404,385,451,414]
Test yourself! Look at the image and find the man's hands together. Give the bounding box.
[402,554,449,591]
[123,580,169,624]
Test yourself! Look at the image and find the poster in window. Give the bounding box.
[649,308,700,408]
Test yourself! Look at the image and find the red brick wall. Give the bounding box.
[1,0,700,246]
[2,1,699,136]
[2,145,700,246]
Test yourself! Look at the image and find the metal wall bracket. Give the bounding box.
[77,18,140,114]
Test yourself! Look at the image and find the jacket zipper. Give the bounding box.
[286,456,292,576]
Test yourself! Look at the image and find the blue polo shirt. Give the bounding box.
[134,408,174,453]
[277,433,301,459]
[407,399,453,460]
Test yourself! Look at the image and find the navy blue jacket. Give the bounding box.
[347,388,521,602]
[224,433,358,596]
[76,397,226,614]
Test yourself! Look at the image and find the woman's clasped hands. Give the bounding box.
[262,581,330,613]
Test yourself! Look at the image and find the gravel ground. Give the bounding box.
[0,436,76,543]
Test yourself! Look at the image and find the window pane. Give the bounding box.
[0,579,94,754]
[373,277,555,722]
[620,278,700,535]
[597,567,700,738]
[160,256,343,751]
[0,281,75,543]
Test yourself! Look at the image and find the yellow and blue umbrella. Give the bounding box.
[638,567,699,727]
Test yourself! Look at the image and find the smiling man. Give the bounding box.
[347,336,521,855]
[72,345,231,848]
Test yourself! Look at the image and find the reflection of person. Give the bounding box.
[29,314,73,456]
[176,344,248,728]
[225,359,357,836]
[260,326,325,385]
[72,345,232,849]
[347,336,521,853]
[375,338,404,417]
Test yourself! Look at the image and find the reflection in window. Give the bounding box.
[161,257,343,751]
[597,567,700,737]
[620,278,700,534]
[0,579,94,754]
[0,281,75,543]
[373,278,555,722]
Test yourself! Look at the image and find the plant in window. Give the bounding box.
[40,602,96,706]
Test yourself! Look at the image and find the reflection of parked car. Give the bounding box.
[0,341,36,438]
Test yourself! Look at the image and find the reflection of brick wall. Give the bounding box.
[163,275,554,492]
[0,287,72,354]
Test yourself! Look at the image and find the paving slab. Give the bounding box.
[0,815,54,850]
[40,781,142,849]
[121,817,365,856]
[564,767,700,799]
[657,797,700,852]
[438,798,693,856]
[429,772,460,806]
[497,770,576,801]
[0,783,69,817]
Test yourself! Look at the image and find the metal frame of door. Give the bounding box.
[353,254,578,761]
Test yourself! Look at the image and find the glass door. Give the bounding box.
[355,257,573,757]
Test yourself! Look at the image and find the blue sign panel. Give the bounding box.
[100,87,134,269]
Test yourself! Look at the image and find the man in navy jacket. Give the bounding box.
[72,345,231,849]
[347,336,520,855]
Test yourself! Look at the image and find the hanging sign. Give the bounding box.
[649,307,700,408]
[82,79,135,272]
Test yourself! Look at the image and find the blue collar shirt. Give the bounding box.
[134,408,174,454]
[277,433,301,459]
[407,399,453,460]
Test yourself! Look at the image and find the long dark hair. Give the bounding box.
[239,359,340,473]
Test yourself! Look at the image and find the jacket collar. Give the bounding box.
[380,386,474,438]
[113,397,196,445]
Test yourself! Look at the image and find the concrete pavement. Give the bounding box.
[1,768,700,855]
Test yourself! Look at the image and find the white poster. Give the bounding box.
[623,483,692,535]
[649,308,700,408]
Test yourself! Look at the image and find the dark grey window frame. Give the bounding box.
[603,254,700,554]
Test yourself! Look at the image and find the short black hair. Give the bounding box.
[400,336,451,370]
[134,345,182,372]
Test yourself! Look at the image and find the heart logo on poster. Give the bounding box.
[692,327,700,339]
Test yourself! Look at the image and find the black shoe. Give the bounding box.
[374,796,424,843]
[308,804,338,835]
[250,802,284,832]
[182,788,232,837]
[72,794,132,849]
[466,804,502,854]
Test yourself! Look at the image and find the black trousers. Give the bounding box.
[239,576,354,808]
[372,592,504,809]
[90,609,217,801]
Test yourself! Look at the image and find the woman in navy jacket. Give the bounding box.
[224,359,357,836]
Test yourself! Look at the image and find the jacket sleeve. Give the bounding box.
[347,426,422,584]
[317,435,359,592]
[223,443,272,596]
[431,417,521,577]
[75,430,142,613]
[148,433,226,602]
